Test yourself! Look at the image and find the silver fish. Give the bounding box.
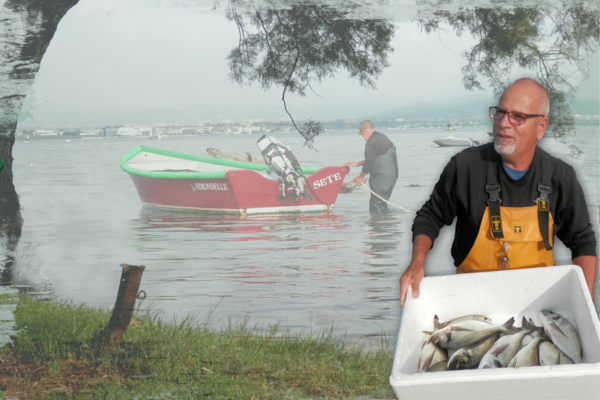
[425,360,449,372]
[521,317,540,331]
[430,317,515,350]
[520,317,544,347]
[423,316,492,337]
[448,335,498,370]
[478,352,502,369]
[479,329,530,369]
[507,336,546,368]
[539,340,574,366]
[539,310,581,364]
[417,339,448,373]
[435,314,492,330]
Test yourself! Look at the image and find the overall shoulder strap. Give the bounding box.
[537,155,555,251]
[391,145,399,176]
[486,146,504,240]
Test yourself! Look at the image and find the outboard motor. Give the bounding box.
[257,135,312,203]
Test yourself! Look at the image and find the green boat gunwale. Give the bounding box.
[120,145,320,180]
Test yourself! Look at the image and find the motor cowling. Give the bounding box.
[257,135,312,202]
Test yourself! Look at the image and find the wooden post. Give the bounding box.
[100,264,146,344]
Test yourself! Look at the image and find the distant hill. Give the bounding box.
[23,94,599,128]
[364,95,600,122]
[17,105,289,127]
[18,94,499,128]
[365,94,494,121]
[18,103,380,127]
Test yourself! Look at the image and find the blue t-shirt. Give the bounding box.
[503,164,529,180]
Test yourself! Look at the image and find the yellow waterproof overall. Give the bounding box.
[458,151,555,273]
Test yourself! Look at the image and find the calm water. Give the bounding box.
[6,123,599,343]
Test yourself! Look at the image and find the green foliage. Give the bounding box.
[300,118,324,148]
[227,0,395,148]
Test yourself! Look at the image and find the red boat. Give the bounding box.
[120,146,349,214]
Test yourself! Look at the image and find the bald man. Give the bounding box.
[345,120,398,213]
[399,78,597,306]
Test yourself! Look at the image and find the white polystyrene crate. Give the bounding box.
[390,265,600,400]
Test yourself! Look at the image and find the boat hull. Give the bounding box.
[432,135,481,147]
[128,166,349,214]
[433,139,473,146]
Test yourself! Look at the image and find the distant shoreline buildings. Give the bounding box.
[15,115,599,140]
[102,126,153,137]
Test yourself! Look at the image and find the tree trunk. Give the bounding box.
[0,134,21,285]
[0,0,80,284]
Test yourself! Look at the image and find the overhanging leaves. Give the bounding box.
[227,0,395,148]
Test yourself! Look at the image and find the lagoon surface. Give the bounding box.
[8,123,599,343]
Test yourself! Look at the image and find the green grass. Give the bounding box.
[0,294,396,399]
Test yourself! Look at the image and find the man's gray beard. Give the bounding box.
[494,138,515,155]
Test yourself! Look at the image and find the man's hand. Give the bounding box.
[352,171,367,185]
[345,161,359,167]
[400,235,432,307]
[399,261,424,307]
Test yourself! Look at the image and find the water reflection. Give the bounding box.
[125,206,406,331]
[356,213,403,319]
[0,235,18,286]
[363,212,402,266]
[132,209,349,244]
[131,208,347,236]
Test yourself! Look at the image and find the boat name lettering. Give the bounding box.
[190,182,229,192]
[313,173,342,189]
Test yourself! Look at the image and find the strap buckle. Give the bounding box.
[500,241,510,269]
[485,183,502,204]
[485,183,501,193]
[537,183,551,201]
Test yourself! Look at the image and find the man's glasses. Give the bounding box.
[489,107,544,126]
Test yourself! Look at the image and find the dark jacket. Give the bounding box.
[362,131,395,175]
[412,143,597,266]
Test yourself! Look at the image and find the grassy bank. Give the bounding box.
[0,294,396,399]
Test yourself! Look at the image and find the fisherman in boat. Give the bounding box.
[399,78,597,306]
[345,120,398,213]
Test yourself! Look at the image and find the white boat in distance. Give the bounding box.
[433,135,480,147]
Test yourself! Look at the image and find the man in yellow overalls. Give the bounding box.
[399,78,597,307]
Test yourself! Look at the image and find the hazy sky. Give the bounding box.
[577,52,600,99]
[25,0,488,117]
[22,0,599,124]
